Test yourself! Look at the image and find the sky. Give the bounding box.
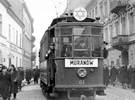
[25,0,67,51]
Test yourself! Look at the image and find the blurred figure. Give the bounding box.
[33,66,39,84]
[127,64,132,88]
[103,65,110,87]
[0,65,11,100]
[25,69,32,85]
[17,67,24,91]
[110,66,118,86]
[0,64,2,72]
[131,68,135,90]
[8,64,18,100]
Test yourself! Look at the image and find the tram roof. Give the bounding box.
[50,16,96,26]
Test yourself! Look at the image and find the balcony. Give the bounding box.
[112,35,129,51]
[110,0,130,15]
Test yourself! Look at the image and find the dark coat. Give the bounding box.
[110,67,118,82]
[103,67,110,85]
[25,69,32,81]
[131,69,135,89]
[127,67,132,84]
[119,67,128,84]
[45,48,56,86]
[10,71,18,93]
[17,70,24,82]
[33,69,39,80]
[0,72,11,98]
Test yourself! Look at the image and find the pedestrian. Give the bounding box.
[127,64,132,88]
[17,67,24,91]
[8,64,18,100]
[33,66,39,84]
[110,66,118,86]
[0,64,2,72]
[25,69,32,85]
[103,65,110,87]
[120,66,128,89]
[131,68,135,90]
[0,65,11,100]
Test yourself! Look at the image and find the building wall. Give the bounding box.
[0,2,23,67]
[85,0,135,67]
[22,4,33,69]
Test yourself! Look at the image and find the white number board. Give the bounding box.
[65,59,98,68]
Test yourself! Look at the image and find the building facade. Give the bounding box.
[66,0,135,67]
[0,0,34,69]
[86,0,135,68]
[22,3,34,69]
[0,0,24,67]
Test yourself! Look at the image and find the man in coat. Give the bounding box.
[110,66,118,86]
[17,67,24,91]
[8,64,18,100]
[103,66,110,87]
[0,65,11,100]
[33,66,40,84]
[45,43,56,93]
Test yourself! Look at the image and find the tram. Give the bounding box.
[39,7,108,100]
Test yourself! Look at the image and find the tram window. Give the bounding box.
[91,27,102,35]
[61,27,72,35]
[74,51,90,57]
[91,37,102,57]
[74,36,88,49]
[73,27,90,35]
[61,43,72,57]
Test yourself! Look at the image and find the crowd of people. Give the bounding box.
[103,64,135,90]
[0,64,40,100]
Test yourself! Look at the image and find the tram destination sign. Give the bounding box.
[65,59,98,67]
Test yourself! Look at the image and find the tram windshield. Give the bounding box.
[55,26,102,57]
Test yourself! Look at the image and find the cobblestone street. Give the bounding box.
[17,84,45,100]
[0,84,133,100]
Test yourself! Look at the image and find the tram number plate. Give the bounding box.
[79,80,85,85]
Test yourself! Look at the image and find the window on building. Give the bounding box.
[20,34,22,47]
[109,24,113,42]
[9,24,11,41]
[92,9,95,18]
[100,3,103,18]
[129,13,134,34]
[16,57,18,67]
[104,27,108,42]
[121,17,126,35]
[95,6,97,17]
[104,0,108,17]
[115,21,120,36]
[16,31,18,46]
[0,14,2,35]
[20,58,22,67]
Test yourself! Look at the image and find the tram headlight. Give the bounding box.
[77,68,87,78]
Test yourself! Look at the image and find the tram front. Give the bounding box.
[54,21,105,99]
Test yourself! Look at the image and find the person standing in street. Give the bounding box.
[33,66,39,84]
[110,66,118,86]
[0,64,2,72]
[103,65,110,87]
[8,64,18,100]
[0,65,11,100]
[17,67,24,91]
